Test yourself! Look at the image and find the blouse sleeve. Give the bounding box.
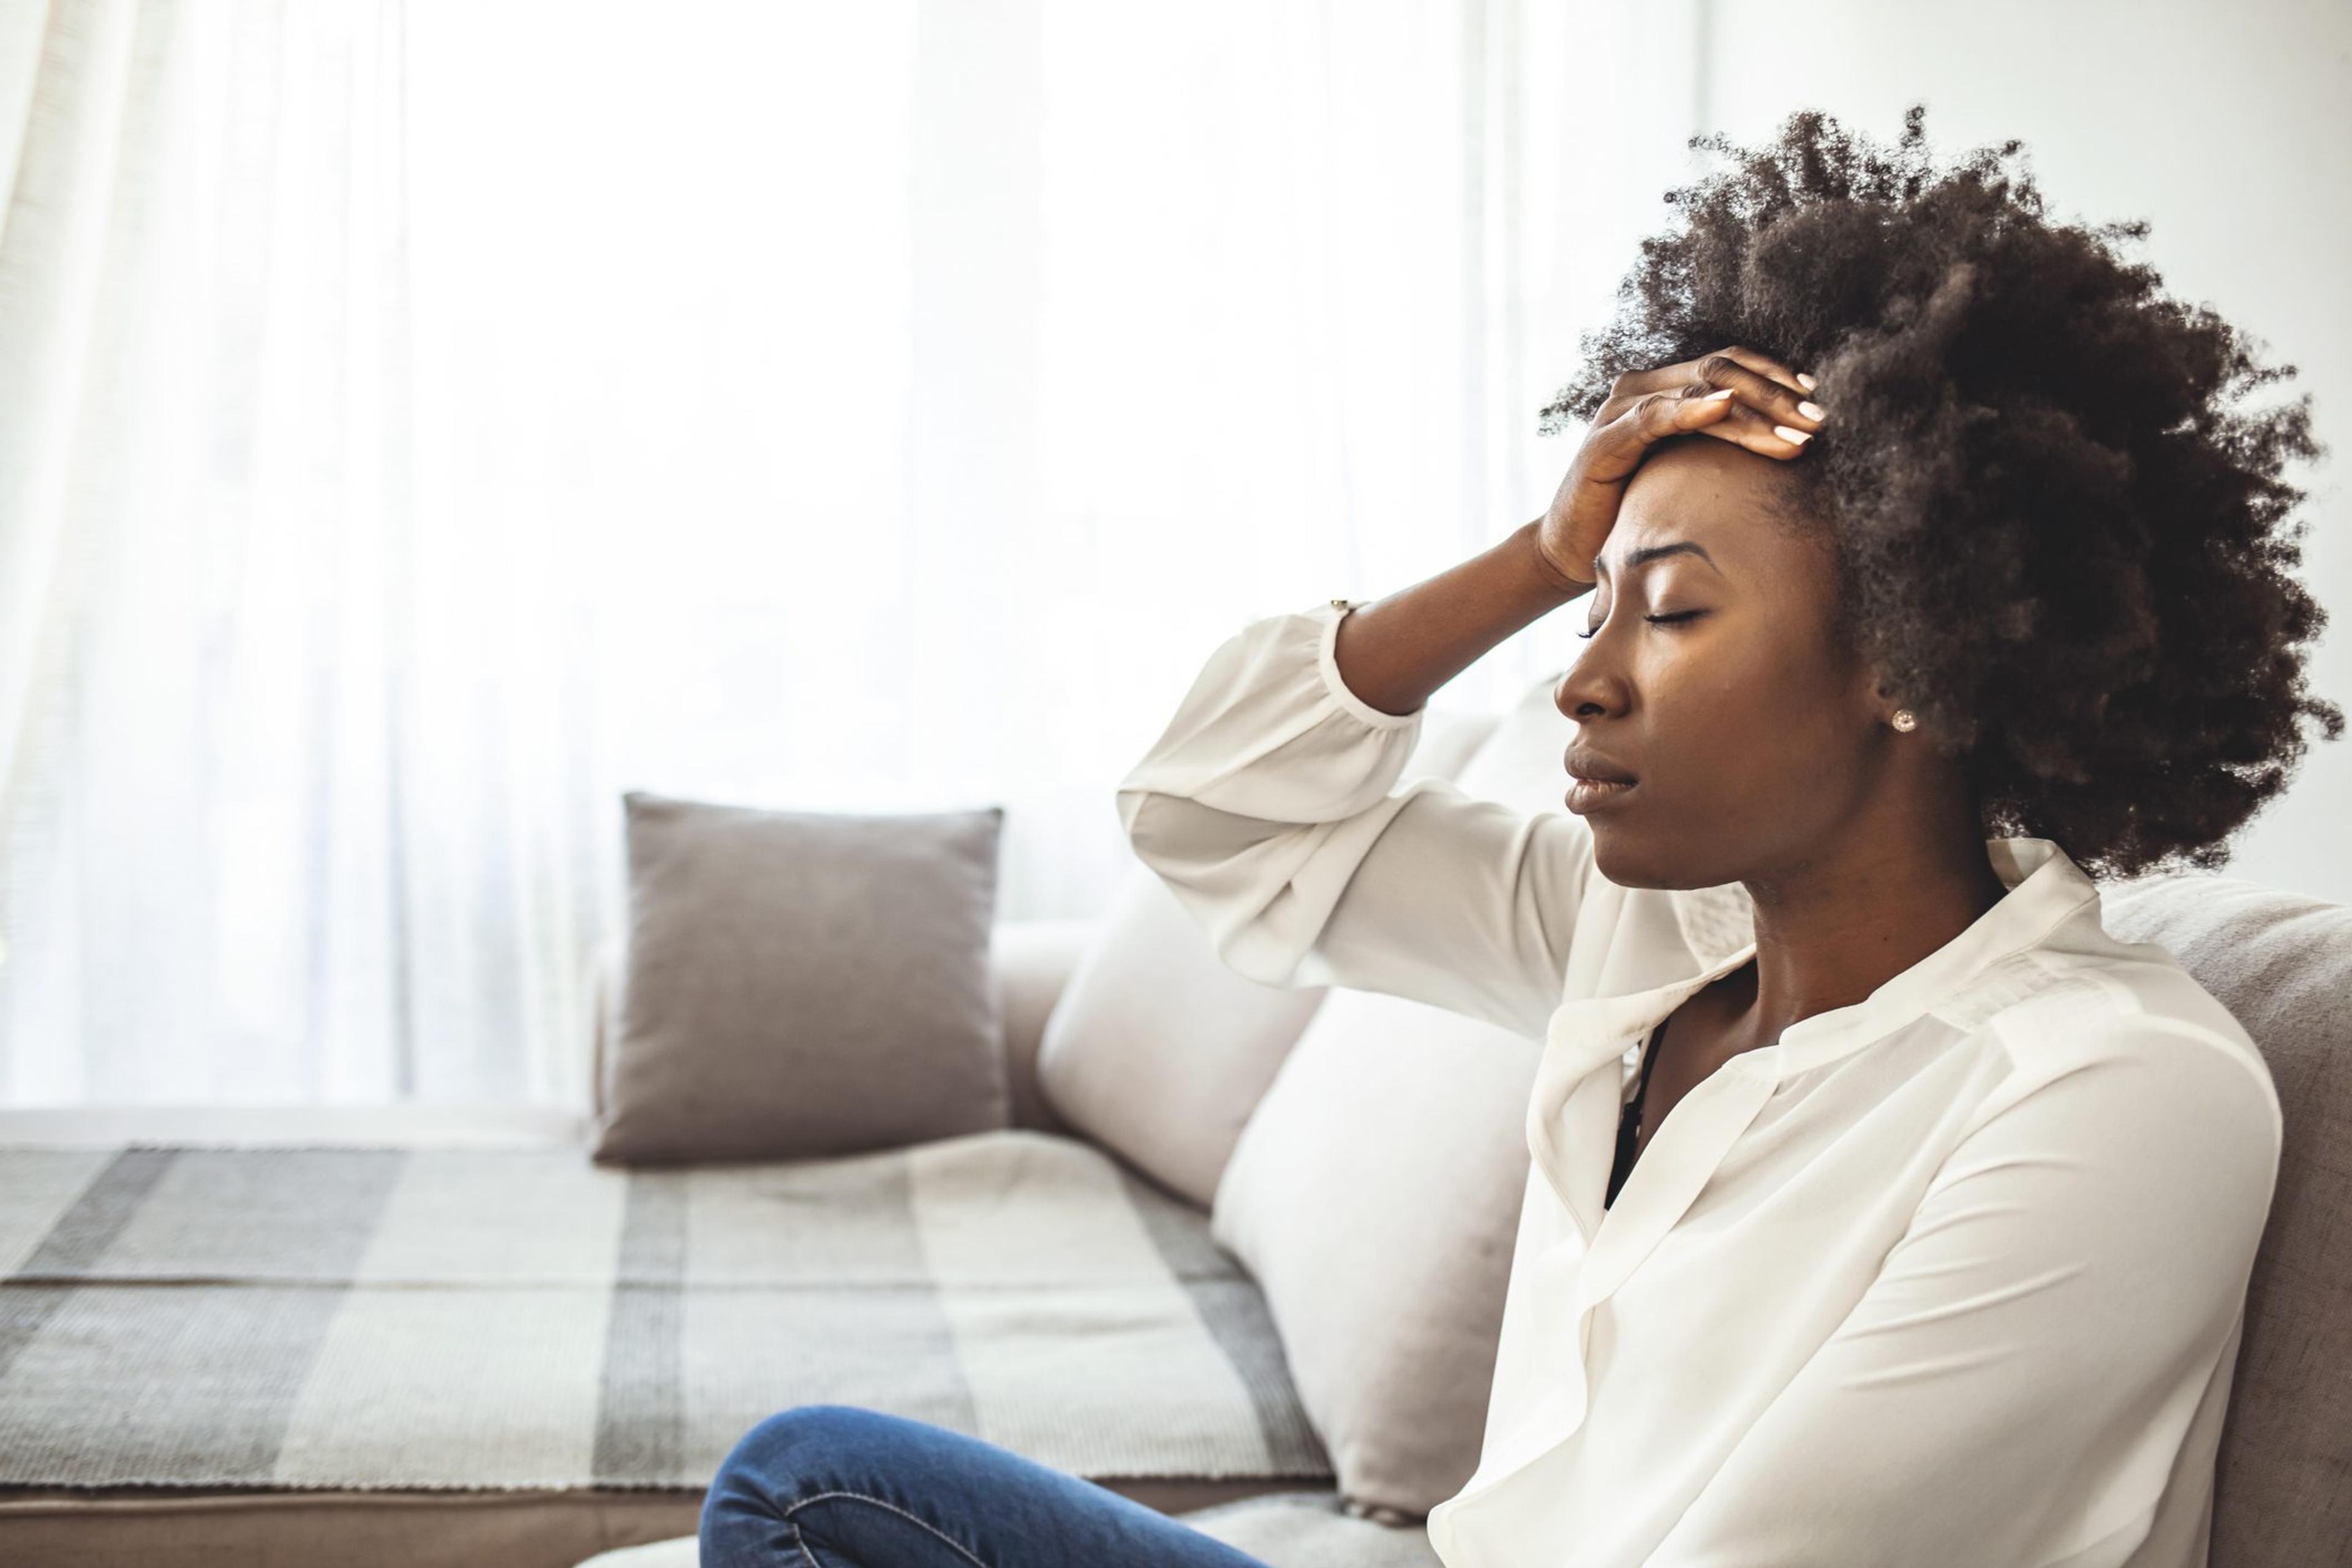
[1644,1017,2283,1567]
[1114,598,1593,1041]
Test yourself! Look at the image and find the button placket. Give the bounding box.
[1572,1061,1777,1312]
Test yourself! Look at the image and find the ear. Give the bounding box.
[1855,661,1903,727]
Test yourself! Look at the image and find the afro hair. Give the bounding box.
[1542,104,2344,880]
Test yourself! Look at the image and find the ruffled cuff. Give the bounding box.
[1315,598,1422,731]
[1116,599,1428,824]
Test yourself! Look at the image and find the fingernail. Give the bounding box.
[1796,373,1818,391]
[1702,388,1734,402]
[1797,401,1826,421]
[1773,425,1812,445]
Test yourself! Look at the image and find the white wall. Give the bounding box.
[1698,0,2352,905]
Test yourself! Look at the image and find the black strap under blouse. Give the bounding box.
[1605,1019,1666,1210]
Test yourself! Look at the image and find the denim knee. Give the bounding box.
[713,1402,889,1504]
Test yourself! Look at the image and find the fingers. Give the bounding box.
[1580,385,1736,483]
[1687,352,1824,447]
[1606,344,1819,412]
[1588,345,1829,467]
[1695,398,1821,459]
[1663,384,1740,432]
[1710,346,1811,400]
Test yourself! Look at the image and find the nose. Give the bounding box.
[1554,660,1618,722]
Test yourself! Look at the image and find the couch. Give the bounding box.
[0,666,2344,1568]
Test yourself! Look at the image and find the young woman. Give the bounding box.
[700,107,2338,1568]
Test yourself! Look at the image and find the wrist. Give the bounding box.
[1519,519,1595,598]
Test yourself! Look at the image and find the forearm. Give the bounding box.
[1330,518,1593,717]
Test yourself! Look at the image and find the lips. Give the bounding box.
[1562,745,1637,786]
[1563,744,1638,816]
[1564,776,1637,815]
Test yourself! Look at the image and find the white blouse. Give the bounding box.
[1117,597,2283,1568]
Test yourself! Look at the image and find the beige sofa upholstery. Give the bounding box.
[2096,873,2352,1564]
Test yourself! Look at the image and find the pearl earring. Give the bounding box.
[1890,709,1918,733]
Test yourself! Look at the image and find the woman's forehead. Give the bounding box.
[1608,437,1807,578]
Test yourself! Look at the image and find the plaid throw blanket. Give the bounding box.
[0,1129,1330,1491]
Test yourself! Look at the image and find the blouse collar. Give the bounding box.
[1764,834,2101,1073]
[1548,835,2105,1082]
[1520,835,2106,1298]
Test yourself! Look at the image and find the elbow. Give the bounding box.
[1114,791,1312,990]
[1114,786,1231,881]
[1113,784,1148,844]
[1114,786,1175,878]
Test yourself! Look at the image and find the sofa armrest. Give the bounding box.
[993,919,1098,1134]
[585,938,621,1125]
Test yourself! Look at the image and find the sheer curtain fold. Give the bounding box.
[0,0,1701,1108]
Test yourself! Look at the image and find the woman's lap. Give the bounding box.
[699,1403,1276,1568]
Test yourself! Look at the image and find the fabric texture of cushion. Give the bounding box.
[1036,865,1329,1208]
[2097,870,2352,1567]
[1040,706,1499,1208]
[1180,1489,1445,1568]
[1208,671,1565,1515]
[988,918,1095,1134]
[594,791,1011,1164]
[1210,989,1540,1517]
[0,1132,1324,1496]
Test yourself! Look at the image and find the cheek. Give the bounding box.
[1649,632,1858,824]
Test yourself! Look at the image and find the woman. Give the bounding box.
[701,107,2338,1568]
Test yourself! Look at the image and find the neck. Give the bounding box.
[1730,789,2011,1050]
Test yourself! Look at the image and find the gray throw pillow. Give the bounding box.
[593,791,1011,1164]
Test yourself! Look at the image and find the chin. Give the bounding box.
[1589,824,1725,892]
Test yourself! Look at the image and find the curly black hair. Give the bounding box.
[1542,105,2342,880]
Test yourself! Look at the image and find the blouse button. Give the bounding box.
[1330,597,1354,610]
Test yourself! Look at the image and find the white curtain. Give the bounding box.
[0,0,1706,1108]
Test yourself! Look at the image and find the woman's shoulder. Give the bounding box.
[1958,936,2282,1164]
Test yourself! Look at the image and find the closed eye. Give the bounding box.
[1575,609,1706,641]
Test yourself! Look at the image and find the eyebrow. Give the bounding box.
[1591,540,1722,580]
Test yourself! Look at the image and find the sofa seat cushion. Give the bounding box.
[1178,1490,1444,1568]
[575,1490,1440,1568]
[0,1131,1327,1499]
[0,1477,1318,1568]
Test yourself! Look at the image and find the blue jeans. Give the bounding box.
[701,1404,1278,1568]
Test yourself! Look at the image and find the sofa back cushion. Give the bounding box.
[1039,706,1499,1208]
[2098,872,2352,1567]
[1209,672,1564,1514]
